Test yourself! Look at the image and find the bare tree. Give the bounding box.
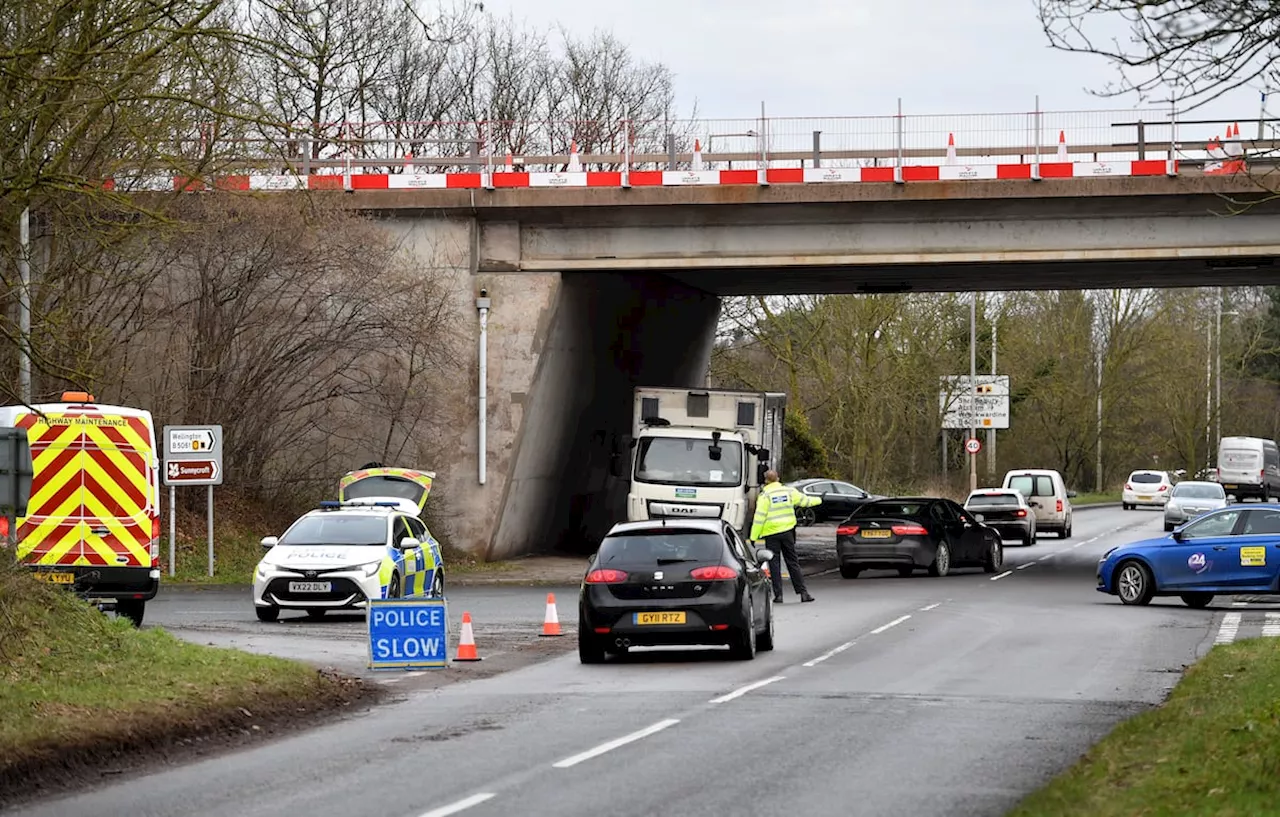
[1037,1,1280,108]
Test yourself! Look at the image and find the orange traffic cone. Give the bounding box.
[945,133,957,165]
[455,611,482,661]
[540,593,563,637]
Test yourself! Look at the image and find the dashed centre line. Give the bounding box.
[417,793,497,817]
[551,719,680,769]
[870,614,911,635]
[709,675,785,704]
[989,570,1014,581]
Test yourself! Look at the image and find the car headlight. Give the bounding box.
[255,562,269,580]
[1099,547,1117,562]
[360,560,382,577]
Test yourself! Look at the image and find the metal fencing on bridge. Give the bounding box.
[112,104,1278,191]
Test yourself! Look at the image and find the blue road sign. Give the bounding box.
[367,598,450,670]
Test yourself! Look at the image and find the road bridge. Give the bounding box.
[123,109,1280,559]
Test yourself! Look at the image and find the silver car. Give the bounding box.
[1163,481,1229,531]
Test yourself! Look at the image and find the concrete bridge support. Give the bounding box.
[385,215,720,560]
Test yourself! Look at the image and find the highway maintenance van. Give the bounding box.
[0,392,161,626]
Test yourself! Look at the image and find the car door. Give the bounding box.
[804,482,833,520]
[929,501,968,559]
[829,482,865,517]
[949,500,987,561]
[1232,509,1280,590]
[1151,508,1245,590]
[392,516,424,595]
[725,525,765,626]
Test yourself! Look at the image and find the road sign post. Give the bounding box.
[163,425,224,577]
[368,598,451,670]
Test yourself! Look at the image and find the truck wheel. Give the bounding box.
[116,600,145,627]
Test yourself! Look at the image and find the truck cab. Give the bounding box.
[621,388,785,532]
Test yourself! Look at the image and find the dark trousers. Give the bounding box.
[765,528,807,598]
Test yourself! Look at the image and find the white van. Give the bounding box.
[1216,436,1280,501]
[1001,469,1075,538]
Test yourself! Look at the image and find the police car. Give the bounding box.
[252,493,445,622]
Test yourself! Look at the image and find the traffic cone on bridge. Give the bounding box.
[1056,130,1068,162]
[455,611,482,661]
[692,139,705,171]
[945,133,957,165]
[540,593,563,637]
[403,152,414,173]
[567,140,582,172]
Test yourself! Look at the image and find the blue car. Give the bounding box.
[1097,503,1280,607]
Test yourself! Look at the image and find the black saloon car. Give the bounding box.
[578,519,775,663]
[835,497,1003,578]
[788,478,882,524]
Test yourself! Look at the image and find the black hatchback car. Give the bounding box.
[578,519,776,663]
[835,497,1003,578]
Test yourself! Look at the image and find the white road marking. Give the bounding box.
[1015,562,1034,570]
[870,615,911,635]
[803,640,856,667]
[418,793,497,817]
[709,675,785,704]
[1215,612,1242,645]
[552,719,680,769]
[1232,601,1249,607]
[1264,613,1280,638]
[989,570,1014,581]
[919,603,941,611]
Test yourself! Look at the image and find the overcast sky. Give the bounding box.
[480,0,1262,140]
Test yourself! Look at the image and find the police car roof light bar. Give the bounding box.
[318,500,341,509]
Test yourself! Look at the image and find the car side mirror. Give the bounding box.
[755,548,774,564]
[398,536,421,550]
[1171,529,1184,542]
[260,536,278,550]
[1067,490,1078,498]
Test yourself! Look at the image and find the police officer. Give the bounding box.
[750,470,821,603]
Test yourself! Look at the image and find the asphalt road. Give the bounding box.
[15,506,1236,817]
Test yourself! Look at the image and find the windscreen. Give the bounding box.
[634,438,743,487]
[342,476,424,502]
[597,532,726,565]
[1130,473,1163,484]
[967,494,1019,507]
[278,515,387,546]
[1172,483,1226,499]
[853,501,928,518]
[1007,475,1054,497]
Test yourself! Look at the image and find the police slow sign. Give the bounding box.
[367,598,450,670]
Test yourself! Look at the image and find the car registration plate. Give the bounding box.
[861,529,892,538]
[634,611,686,625]
[1138,495,1153,501]
[33,571,74,584]
[288,581,332,593]
[1224,484,1238,489]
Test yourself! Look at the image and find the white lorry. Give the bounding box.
[621,387,786,531]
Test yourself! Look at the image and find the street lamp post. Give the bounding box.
[1215,289,1240,463]
[969,291,978,493]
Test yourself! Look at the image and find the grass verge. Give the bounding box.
[1072,491,1121,506]
[0,558,379,805]
[1008,637,1280,817]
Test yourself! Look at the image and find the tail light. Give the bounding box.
[690,565,738,580]
[837,525,859,536]
[1125,483,1132,491]
[585,569,628,584]
[1158,485,1168,492]
[1056,499,1064,513]
[892,524,929,536]
[0,517,9,538]
[1014,509,1027,517]
[151,518,161,560]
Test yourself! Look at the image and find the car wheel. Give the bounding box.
[729,600,757,660]
[1023,528,1033,546]
[431,570,445,599]
[1115,560,1155,606]
[1066,518,1073,537]
[796,507,816,526]
[839,565,861,579]
[1123,503,1132,511]
[1180,592,1214,609]
[116,600,145,627]
[928,541,951,577]
[578,631,606,664]
[897,567,913,577]
[757,595,775,652]
[306,608,326,620]
[387,573,402,599]
[982,538,1003,573]
[255,605,279,623]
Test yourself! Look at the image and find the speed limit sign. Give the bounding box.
[965,438,982,455]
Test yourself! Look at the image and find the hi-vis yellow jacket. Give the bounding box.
[750,482,821,541]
